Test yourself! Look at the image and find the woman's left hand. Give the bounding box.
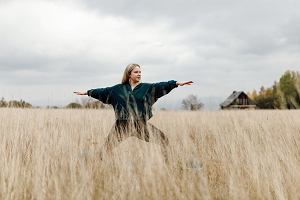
[176,81,193,86]
[73,91,87,95]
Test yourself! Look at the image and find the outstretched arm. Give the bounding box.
[152,80,193,101]
[73,87,113,104]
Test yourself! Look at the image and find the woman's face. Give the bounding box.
[129,67,141,83]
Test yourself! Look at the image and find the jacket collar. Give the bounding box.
[125,82,142,92]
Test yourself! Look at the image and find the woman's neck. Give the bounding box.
[129,79,140,89]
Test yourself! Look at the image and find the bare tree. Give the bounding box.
[182,94,204,111]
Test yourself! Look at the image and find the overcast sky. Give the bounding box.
[0,0,299,109]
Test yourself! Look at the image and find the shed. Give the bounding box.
[220,91,256,110]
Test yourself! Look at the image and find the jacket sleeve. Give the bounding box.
[87,87,113,104]
[151,80,178,101]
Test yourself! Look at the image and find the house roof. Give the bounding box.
[220,91,245,107]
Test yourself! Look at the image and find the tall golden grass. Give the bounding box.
[0,108,299,199]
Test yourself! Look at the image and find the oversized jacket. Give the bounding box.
[87,80,178,120]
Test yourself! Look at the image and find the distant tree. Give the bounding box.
[182,94,204,111]
[7,99,32,108]
[78,96,109,109]
[295,73,300,98]
[66,102,82,109]
[254,87,275,109]
[248,70,300,109]
[0,97,7,107]
[273,81,286,109]
[247,90,258,100]
[260,86,265,94]
[279,70,300,109]
[8,100,18,107]
[84,101,106,109]
[20,99,32,108]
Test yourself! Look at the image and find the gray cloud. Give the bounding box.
[0,0,300,108]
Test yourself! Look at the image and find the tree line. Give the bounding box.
[247,70,300,109]
[0,98,33,108]
[0,97,110,109]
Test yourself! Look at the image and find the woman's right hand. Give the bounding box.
[73,91,87,95]
[176,81,194,86]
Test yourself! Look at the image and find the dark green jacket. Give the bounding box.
[87,80,178,120]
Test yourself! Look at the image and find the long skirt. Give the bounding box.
[102,120,170,161]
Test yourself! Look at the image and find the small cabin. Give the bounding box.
[220,91,256,110]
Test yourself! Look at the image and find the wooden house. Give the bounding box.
[220,91,256,110]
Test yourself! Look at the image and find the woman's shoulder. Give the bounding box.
[112,83,123,87]
[110,83,125,90]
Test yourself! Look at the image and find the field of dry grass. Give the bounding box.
[0,108,300,199]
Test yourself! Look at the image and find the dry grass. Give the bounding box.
[0,108,300,200]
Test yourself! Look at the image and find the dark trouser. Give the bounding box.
[102,120,169,162]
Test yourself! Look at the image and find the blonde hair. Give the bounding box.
[121,63,141,84]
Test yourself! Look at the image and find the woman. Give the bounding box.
[74,63,193,161]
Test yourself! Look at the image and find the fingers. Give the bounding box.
[183,81,193,85]
[73,91,85,95]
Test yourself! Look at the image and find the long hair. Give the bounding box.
[121,63,141,84]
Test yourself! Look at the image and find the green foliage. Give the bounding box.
[253,87,275,109]
[279,71,300,109]
[272,82,284,109]
[249,70,300,109]
[279,71,297,96]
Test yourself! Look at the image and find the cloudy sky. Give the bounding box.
[0,0,299,109]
